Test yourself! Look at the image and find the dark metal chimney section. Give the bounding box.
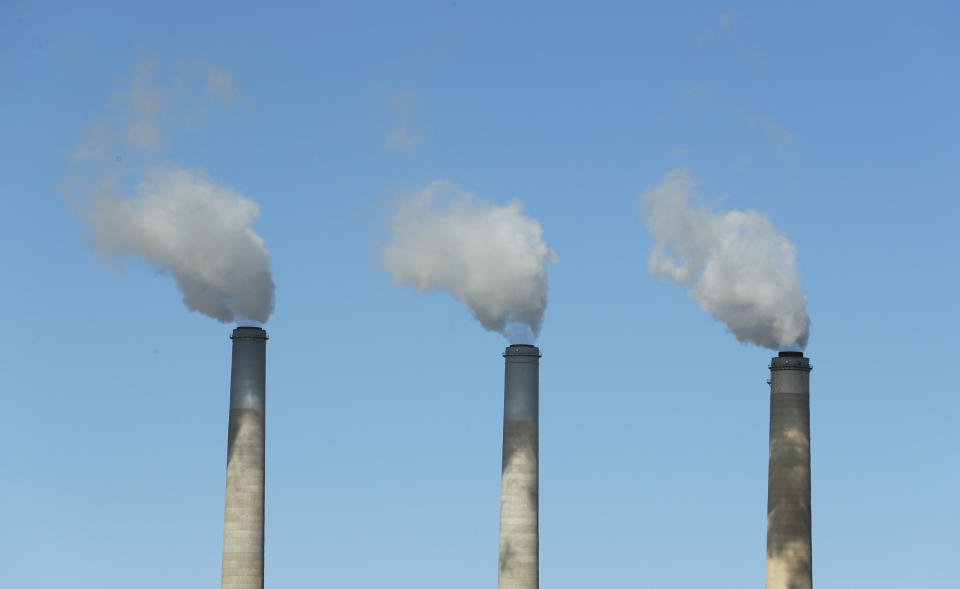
[498,344,540,589]
[221,326,268,589]
[766,351,812,589]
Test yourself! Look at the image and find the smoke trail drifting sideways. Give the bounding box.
[383,181,556,342]
[639,169,810,350]
[71,62,275,324]
[85,168,274,323]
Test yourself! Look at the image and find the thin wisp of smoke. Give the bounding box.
[70,62,275,323]
[383,181,556,342]
[640,169,810,350]
[85,169,275,323]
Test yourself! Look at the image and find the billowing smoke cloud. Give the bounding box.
[383,181,556,342]
[640,169,809,350]
[70,61,275,324]
[85,169,274,323]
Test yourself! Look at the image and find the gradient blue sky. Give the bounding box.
[2,2,958,587]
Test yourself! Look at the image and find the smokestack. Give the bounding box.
[498,344,540,589]
[221,327,268,589]
[766,351,812,589]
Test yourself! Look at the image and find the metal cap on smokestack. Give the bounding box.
[498,344,540,589]
[222,327,268,589]
[766,351,812,589]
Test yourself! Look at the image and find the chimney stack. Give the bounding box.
[498,344,540,589]
[221,326,268,589]
[766,351,812,589]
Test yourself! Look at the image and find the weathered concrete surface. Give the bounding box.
[222,409,265,589]
[222,327,267,589]
[499,421,538,588]
[766,353,812,589]
[498,344,540,589]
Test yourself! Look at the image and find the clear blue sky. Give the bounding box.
[2,2,958,587]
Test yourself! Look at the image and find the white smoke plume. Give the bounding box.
[85,168,274,323]
[70,61,275,324]
[383,181,556,342]
[640,169,810,350]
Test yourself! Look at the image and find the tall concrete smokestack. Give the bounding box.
[221,327,268,589]
[766,351,812,589]
[498,344,540,589]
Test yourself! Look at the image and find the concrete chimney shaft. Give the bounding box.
[498,344,540,589]
[766,351,812,589]
[222,327,268,589]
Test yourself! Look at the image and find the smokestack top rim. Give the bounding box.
[231,326,269,340]
[770,352,811,372]
[503,343,541,358]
